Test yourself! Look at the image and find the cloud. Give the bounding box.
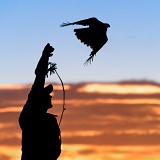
[63,132,160,146]
[77,83,160,94]
[0,122,15,129]
[0,146,21,160]
[0,155,11,160]
[0,107,22,113]
[60,144,160,160]
[0,81,160,159]
[78,148,96,155]
[0,84,70,90]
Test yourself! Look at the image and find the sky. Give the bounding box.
[1,1,160,160]
[0,0,160,84]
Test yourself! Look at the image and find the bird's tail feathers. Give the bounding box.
[60,22,72,27]
[84,52,96,66]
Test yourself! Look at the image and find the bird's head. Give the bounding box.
[105,23,110,28]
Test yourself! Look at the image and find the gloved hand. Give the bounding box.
[42,43,54,57]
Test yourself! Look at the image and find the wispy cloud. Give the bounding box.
[0,81,160,160]
[77,83,160,94]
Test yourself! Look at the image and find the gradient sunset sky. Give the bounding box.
[1,1,160,160]
[1,81,160,160]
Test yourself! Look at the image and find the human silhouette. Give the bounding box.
[19,43,61,160]
[60,17,110,64]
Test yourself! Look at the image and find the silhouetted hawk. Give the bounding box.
[60,17,110,65]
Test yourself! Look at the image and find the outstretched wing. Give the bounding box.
[74,28,107,65]
[74,28,107,50]
[60,17,102,27]
[74,28,94,47]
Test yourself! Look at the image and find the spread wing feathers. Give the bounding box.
[60,17,102,27]
[84,41,107,65]
[74,28,107,65]
[74,28,95,49]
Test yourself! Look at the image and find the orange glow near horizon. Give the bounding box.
[1,82,160,160]
[1,145,160,160]
[77,83,160,94]
[0,146,21,160]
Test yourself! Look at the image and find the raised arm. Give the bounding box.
[31,43,54,92]
[19,43,54,128]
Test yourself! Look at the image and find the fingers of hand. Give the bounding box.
[43,43,55,55]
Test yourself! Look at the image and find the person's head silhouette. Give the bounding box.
[40,84,53,113]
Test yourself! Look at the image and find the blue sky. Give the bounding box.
[0,0,160,84]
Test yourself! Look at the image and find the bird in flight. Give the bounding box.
[60,17,110,65]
